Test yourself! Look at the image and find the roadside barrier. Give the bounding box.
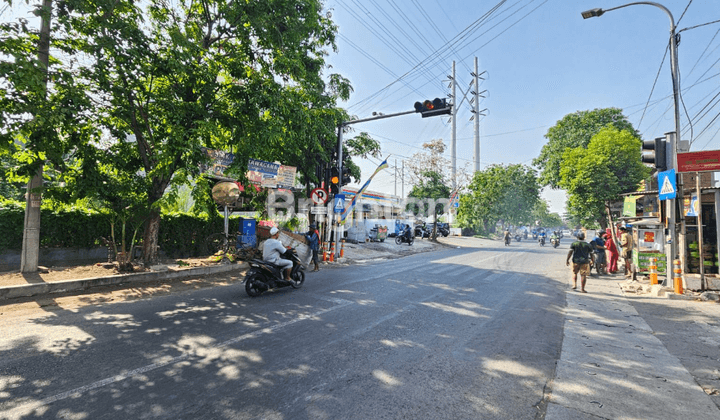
[649,258,658,285]
[673,259,683,294]
[329,242,335,262]
[340,239,345,258]
[322,242,328,262]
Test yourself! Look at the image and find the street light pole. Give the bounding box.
[582,2,683,282]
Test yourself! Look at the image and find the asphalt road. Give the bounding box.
[1,237,571,419]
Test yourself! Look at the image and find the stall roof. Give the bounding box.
[626,218,664,227]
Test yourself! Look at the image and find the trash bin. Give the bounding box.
[238,218,257,248]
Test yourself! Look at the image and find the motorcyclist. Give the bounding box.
[402,224,413,241]
[538,229,547,244]
[263,227,293,281]
[550,230,559,243]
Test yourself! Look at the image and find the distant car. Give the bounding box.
[562,229,571,237]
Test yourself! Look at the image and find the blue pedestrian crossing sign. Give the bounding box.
[658,169,677,201]
[333,194,345,213]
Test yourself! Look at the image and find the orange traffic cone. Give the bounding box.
[340,239,345,258]
[322,242,328,262]
[329,242,335,262]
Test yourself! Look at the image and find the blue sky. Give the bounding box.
[324,0,720,214]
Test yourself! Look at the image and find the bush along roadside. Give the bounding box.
[0,201,243,258]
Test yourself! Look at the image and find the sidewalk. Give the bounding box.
[546,273,720,419]
[0,236,450,301]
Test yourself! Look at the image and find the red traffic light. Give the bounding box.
[414,98,451,118]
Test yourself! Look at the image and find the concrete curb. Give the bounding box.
[0,262,248,301]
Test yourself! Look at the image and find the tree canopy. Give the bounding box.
[534,108,639,189]
[559,126,649,228]
[457,164,540,234]
[1,0,365,263]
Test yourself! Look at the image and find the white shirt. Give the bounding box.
[263,238,287,263]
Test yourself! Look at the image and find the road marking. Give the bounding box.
[4,298,354,418]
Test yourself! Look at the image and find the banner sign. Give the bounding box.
[622,196,638,217]
[677,149,720,173]
[201,148,235,178]
[247,159,295,188]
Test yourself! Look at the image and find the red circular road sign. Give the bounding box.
[311,188,328,205]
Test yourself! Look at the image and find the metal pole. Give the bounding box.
[451,61,457,190]
[474,57,480,173]
[394,158,397,197]
[335,126,343,259]
[696,173,705,289]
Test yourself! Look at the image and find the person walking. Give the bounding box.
[605,228,619,274]
[305,223,320,272]
[566,232,595,293]
[619,226,633,277]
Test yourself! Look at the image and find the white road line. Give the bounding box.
[3,298,354,418]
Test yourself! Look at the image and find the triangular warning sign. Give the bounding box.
[660,176,675,195]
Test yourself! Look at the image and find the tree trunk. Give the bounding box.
[143,209,161,264]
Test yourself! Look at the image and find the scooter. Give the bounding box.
[550,237,559,248]
[395,228,415,245]
[514,234,522,242]
[245,248,305,297]
[504,235,511,246]
[538,236,546,246]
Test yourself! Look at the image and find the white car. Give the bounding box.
[562,230,572,237]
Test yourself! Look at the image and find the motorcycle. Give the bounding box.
[550,237,559,248]
[245,248,305,297]
[504,235,511,246]
[538,236,546,246]
[414,224,430,239]
[514,234,522,242]
[395,227,414,245]
[437,223,450,237]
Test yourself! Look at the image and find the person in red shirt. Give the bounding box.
[605,229,619,274]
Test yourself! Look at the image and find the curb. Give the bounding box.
[0,262,248,301]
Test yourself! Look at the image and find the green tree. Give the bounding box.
[458,164,540,235]
[531,199,563,227]
[41,0,351,263]
[407,170,451,238]
[559,126,649,228]
[534,108,639,189]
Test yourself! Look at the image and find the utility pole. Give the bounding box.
[394,158,397,197]
[473,57,480,173]
[451,61,457,190]
[21,0,52,273]
[401,160,405,198]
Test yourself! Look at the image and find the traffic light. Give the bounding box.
[414,98,452,118]
[341,167,351,186]
[641,137,667,171]
[329,166,340,194]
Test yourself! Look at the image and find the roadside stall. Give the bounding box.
[630,219,667,278]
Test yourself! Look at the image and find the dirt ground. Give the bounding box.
[0,258,249,316]
[0,257,216,287]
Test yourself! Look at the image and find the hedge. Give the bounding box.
[0,204,243,258]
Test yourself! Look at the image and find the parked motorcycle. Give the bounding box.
[437,223,450,237]
[245,248,305,297]
[414,224,430,239]
[395,228,415,245]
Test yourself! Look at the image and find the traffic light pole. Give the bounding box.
[334,109,419,258]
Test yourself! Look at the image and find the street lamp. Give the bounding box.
[581,2,683,282]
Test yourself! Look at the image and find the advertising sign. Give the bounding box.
[677,149,720,173]
[247,159,296,188]
[200,148,235,178]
